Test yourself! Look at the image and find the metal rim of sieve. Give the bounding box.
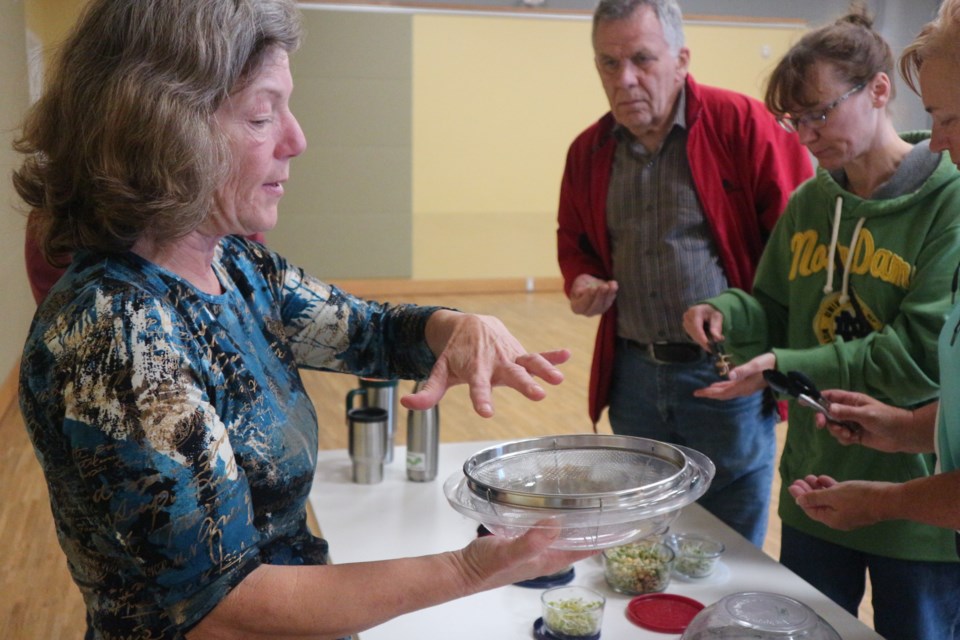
[462,434,694,510]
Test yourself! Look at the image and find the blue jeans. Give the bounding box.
[608,340,776,547]
[781,525,960,640]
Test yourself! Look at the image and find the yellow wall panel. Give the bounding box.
[685,22,805,100]
[412,15,604,217]
[411,14,805,280]
[415,211,560,280]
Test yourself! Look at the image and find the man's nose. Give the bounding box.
[615,61,638,87]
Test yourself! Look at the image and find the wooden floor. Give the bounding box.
[0,290,872,638]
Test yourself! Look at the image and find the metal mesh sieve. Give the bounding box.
[463,435,691,510]
[446,435,715,549]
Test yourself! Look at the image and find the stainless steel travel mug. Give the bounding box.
[405,380,439,482]
[346,406,388,484]
[347,378,399,463]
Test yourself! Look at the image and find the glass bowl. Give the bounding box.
[666,532,725,579]
[444,434,715,550]
[603,540,675,595]
[681,592,841,640]
[541,585,605,639]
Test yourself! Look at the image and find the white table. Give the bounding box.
[309,440,884,640]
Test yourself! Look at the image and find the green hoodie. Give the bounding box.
[707,132,960,561]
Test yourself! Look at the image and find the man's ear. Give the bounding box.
[677,47,691,76]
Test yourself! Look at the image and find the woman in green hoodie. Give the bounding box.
[682,9,960,640]
[788,0,960,572]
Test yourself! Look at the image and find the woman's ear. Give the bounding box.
[871,72,893,108]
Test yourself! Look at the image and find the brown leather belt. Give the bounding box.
[620,338,705,364]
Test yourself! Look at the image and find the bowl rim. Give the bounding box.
[462,434,713,510]
[666,532,726,557]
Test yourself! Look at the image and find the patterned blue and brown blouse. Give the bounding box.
[19,236,437,639]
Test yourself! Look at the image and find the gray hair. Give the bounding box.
[592,0,685,55]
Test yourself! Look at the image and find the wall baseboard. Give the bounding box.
[0,360,18,420]
[327,277,564,298]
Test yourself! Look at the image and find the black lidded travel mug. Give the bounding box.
[346,403,388,484]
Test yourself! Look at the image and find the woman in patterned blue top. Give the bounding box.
[13,2,592,638]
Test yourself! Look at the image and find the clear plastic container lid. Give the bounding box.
[681,592,842,639]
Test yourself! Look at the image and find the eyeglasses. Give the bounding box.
[777,83,866,134]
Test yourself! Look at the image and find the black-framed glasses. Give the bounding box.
[777,83,867,134]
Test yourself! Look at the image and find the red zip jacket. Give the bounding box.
[557,74,813,424]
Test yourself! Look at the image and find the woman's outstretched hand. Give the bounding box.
[402,311,570,417]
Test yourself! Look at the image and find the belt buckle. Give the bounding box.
[647,342,668,364]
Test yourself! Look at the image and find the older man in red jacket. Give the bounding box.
[557,0,812,546]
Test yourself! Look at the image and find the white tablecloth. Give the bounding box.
[309,440,883,640]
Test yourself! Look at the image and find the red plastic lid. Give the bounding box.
[627,593,705,633]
